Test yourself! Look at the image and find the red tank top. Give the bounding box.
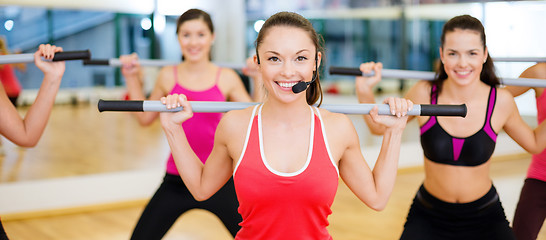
[165,66,226,175]
[0,64,22,97]
[233,105,339,240]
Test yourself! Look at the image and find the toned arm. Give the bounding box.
[324,110,405,211]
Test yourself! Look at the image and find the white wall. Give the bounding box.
[209,0,247,64]
[153,0,247,64]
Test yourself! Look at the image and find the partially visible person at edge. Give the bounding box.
[0,44,66,240]
[506,62,546,240]
[0,36,26,155]
[0,36,25,107]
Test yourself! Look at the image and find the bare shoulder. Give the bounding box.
[157,65,174,80]
[317,108,352,125]
[217,106,257,135]
[533,62,546,69]
[405,80,432,104]
[216,106,257,155]
[156,66,176,91]
[524,63,546,77]
[494,88,519,122]
[216,67,245,94]
[496,87,517,108]
[316,108,356,138]
[218,67,242,84]
[316,108,358,160]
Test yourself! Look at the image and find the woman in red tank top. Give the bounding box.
[159,11,412,239]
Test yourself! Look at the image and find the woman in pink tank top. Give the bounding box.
[159,12,412,239]
[119,9,263,240]
[0,44,65,240]
[507,63,546,240]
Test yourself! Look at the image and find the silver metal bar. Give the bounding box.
[108,58,178,67]
[378,69,436,80]
[329,66,546,88]
[101,58,246,69]
[0,53,35,64]
[98,100,467,117]
[494,57,546,63]
[500,78,546,88]
[143,101,422,115]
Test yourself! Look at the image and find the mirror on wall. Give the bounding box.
[0,0,544,181]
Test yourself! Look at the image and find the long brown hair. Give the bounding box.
[432,15,499,93]
[255,12,324,106]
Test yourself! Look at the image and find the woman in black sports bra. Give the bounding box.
[356,15,546,240]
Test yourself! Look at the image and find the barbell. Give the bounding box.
[83,58,244,70]
[329,66,546,88]
[0,50,91,64]
[97,99,467,117]
[493,57,546,63]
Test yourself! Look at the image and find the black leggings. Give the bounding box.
[0,219,9,240]
[512,178,546,240]
[400,184,515,240]
[130,173,242,240]
[8,97,17,107]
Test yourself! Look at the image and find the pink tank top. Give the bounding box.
[0,64,22,97]
[527,90,546,181]
[233,105,339,240]
[165,66,226,175]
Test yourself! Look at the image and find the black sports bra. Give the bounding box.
[420,85,497,166]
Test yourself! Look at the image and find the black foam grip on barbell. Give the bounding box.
[83,59,110,65]
[329,66,362,76]
[52,50,91,62]
[98,100,144,112]
[420,104,466,117]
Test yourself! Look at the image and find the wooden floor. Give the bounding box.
[1,103,546,239]
[0,103,168,183]
[4,157,546,240]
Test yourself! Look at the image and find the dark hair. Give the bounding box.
[176,9,214,34]
[176,9,214,61]
[432,14,499,93]
[255,11,324,106]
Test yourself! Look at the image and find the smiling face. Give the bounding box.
[177,18,215,62]
[439,28,488,86]
[256,26,321,103]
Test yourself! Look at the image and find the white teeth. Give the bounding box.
[278,82,297,88]
[457,71,470,75]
